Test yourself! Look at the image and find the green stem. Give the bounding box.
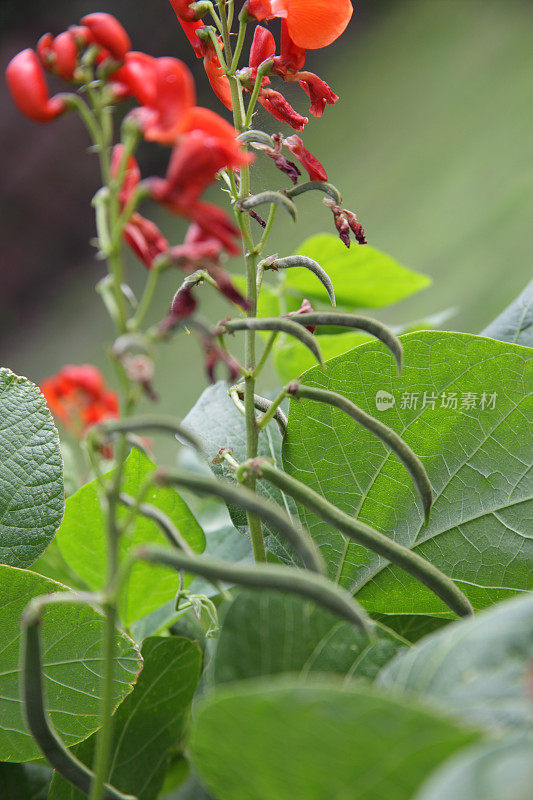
[230,15,247,72]
[244,59,273,129]
[127,262,164,331]
[256,385,288,431]
[257,203,278,255]
[253,331,278,379]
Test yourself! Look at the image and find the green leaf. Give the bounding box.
[482,278,533,347]
[274,331,371,383]
[413,735,533,800]
[190,677,480,800]
[48,636,202,800]
[211,590,405,685]
[373,614,451,643]
[285,235,431,308]
[0,565,141,762]
[0,368,64,568]
[182,383,298,564]
[282,331,533,615]
[378,593,533,731]
[56,448,205,627]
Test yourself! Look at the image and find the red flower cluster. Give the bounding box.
[41,365,119,437]
[7,12,253,276]
[6,13,131,122]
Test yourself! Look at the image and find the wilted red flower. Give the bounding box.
[41,365,119,437]
[81,13,131,61]
[286,298,317,332]
[283,135,327,181]
[111,144,169,269]
[6,49,67,122]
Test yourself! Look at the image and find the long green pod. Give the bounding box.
[239,191,297,222]
[285,180,342,204]
[156,468,325,574]
[289,312,403,373]
[263,255,336,307]
[21,594,136,800]
[288,383,432,522]
[136,546,371,631]
[254,460,472,618]
[98,415,200,451]
[250,392,288,436]
[221,317,323,367]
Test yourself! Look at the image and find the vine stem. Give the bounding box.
[221,0,267,563]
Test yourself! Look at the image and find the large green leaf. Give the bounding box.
[48,636,202,800]
[211,590,405,685]
[0,368,64,568]
[0,565,141,762]
[274,331,371,383]
[56,449,205,627]
[285,235,431,308]
[282,332,533,615]
[182,382,297,563]
[414,735,533,800]
[190,677,480,800]
[482,278,533,347]
[379,593,533,730]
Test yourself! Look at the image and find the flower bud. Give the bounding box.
[81,13,131,61]
[50,31,78,80]
[6,49,67,122]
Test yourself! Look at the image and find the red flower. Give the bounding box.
[37,31,78,81]
[147,108,251,253]
[170,7,233,109]
[6,49,67,122]
[247,0,353,50]
[283,135,327,181]
[116,52,196,144]
[41,365,119,437]
[286,298,317,332]
[80,13,131,61]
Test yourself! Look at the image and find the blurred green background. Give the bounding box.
[1,0,532,423]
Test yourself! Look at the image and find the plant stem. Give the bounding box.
[221,1,266,563]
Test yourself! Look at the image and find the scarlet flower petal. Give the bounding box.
[249,26,276,71]
[283,134,327,181]
[40,365,119,438]
[81,13,131,61]
[6,49,67,122]
[51,31,78,81]
[297,71,339,116]
[169,0,197,21]
[203,50,233,110]
[114,51,158,107]
[285,0,353,50]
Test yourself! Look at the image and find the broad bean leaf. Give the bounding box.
[379,593,533,730]
[482,278,533,347]
[285,235,431,308]
[190,677,480,800]
[0,368,64,568]
[211,590,405,685]
[282,332,533,615]
[48,636,202,800]
[56,449,205,627]
[414,735,533,800]
[182,383,297,563]
[0,565,141,762]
